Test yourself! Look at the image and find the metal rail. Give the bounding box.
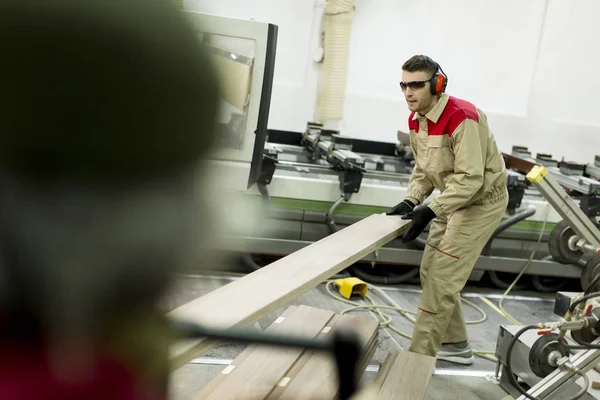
[527,165,600,249]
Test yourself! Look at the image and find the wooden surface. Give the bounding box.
[196,305,379,400]
[373,349,436,400]
[191,307,300,398]
[268,314,379,400]
[264,314,341,400]
[195,306,335,400]
[168,213,410,367]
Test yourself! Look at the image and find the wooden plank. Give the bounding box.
[195,305,335,400]
[193,306,299,397]
[265,315,342,400]
[375,350,436,400]
[268,314,379,400]
[168,213,410,367]
[372,349,396,389]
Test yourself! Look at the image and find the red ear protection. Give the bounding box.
[431,72,446,95]
[428,59,448,95]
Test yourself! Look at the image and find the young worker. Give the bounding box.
[387,55,508,364]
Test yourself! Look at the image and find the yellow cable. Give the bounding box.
[324,280,497,363]
[496,206,550,326]
[479,296,521,326]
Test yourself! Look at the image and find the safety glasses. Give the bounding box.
[399,80,429,91]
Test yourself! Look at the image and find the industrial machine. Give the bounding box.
[185,11,600,292]
[184,10,277,192]
[496,164,600,399]
[235,123,600,291]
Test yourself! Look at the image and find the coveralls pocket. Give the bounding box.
[425,135,454,173]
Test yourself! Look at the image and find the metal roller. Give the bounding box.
[548,220,585,264]
[581,256,600,292]
[528,333,569,378]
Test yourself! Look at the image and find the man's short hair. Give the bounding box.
[402,55,438,77]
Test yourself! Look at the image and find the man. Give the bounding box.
[387,55,508,364]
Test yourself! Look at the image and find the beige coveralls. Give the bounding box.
[405,93,508,357]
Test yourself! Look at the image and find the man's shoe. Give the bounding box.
[436,341,474,365]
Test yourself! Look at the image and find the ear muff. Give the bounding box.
[430,70,447,95]
[427,59,448,95]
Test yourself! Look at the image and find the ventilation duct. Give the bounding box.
[317,0,355,122]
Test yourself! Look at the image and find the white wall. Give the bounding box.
[185,0,600,164]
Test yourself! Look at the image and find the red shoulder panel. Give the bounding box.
[408,112,419,133]
[428,96,479,137]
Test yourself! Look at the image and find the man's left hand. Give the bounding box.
[400,206,437,242]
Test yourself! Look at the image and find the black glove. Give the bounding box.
[386,199,415,216]
[400,206,437,242]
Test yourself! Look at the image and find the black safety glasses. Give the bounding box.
[399,80,429,91]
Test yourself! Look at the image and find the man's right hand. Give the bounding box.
[385,199,415,216]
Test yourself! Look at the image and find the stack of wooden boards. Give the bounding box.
[193,305,379,400]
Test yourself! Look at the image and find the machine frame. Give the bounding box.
[185,11,277,190]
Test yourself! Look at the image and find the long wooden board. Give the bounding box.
[264,315,343,400]
[373,349,436,400]
[196,306,379,400]
[191,306,300,398]
[195,306,335,400]
[168,213,410,367]
[268,314,379,400]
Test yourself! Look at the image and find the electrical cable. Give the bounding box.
[569,291,600,314]
[573,372,591,400]
[559,336,600,350]
[497,206,550,326]
[325,195,345,234]
[505,324,541,400]
[584,273,600,295]
[323,280,497,362]
[483,206,537,256]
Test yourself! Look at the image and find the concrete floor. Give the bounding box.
[170,363,510,400]
[164,273,560,400]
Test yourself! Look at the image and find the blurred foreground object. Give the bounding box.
[0,0,219,398]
